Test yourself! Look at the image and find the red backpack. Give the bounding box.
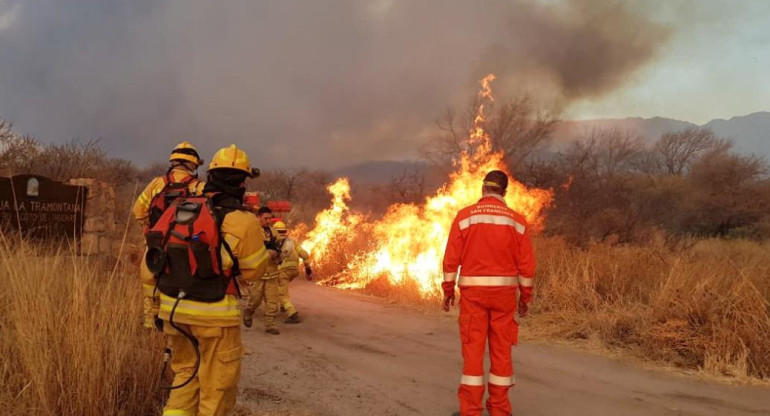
[145,196,240,302]
[147,173,198,230]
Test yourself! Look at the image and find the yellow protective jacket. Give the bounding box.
[278,238,310,273]
[132,168,205,226]
[260,225,282,279]
[152,210,269,327]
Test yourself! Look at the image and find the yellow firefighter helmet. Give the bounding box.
[169,141,203,166]
[207,145,260,177]
[274,221,288,235]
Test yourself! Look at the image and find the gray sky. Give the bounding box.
[0,0,766,168]
[567,1,770,124]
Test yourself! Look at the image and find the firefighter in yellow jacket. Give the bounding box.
[274,221,312,324]
[151,145,269,416]
[134,141,206,329]
[241,207,283,334]
[132,141,206,226]
[242,246,282,334]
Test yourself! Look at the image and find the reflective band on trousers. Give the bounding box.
[489,373,515,386]
[458,275,520,287]
[461,374,485,386]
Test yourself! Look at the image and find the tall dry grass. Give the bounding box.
[0,236,166,415]
[532,237,770,379]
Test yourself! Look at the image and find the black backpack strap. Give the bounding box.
[213,203,242,298]
[163,168,173,188]
[221,238,242,298]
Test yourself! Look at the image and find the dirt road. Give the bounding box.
[237,280,770,416]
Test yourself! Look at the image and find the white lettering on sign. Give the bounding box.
[0,199,81,214]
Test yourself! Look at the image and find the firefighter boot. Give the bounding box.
[284,312,300,324]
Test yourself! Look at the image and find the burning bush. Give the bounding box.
[300,75,553,299]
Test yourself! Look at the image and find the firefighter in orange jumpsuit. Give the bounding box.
[442,170,535,416]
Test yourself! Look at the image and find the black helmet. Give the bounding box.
[483,170,508,191]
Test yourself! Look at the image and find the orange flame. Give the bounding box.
[302,74,553,298]
[301,178,364,259]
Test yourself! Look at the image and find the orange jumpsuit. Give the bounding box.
[442,193,535,416]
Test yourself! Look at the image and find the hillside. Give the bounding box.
[554,112,770,159]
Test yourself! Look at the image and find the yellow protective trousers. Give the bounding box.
[244,277,280,330]
[162,324,242,416]
[277,270,300,316]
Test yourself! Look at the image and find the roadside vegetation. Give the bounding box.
[0,237,166,415]
[532,237,770,380]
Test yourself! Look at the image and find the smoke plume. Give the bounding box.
[0,0,670,168]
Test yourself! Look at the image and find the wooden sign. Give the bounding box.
[0,175,88,241]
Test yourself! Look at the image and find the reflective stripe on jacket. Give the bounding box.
[158,210,268,327]
[442,194,535,303]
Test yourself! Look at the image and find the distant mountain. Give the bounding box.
[553,112,770,159]
[703,112,770,159]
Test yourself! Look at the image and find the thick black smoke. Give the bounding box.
[0,0,669,168]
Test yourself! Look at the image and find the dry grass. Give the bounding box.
[0,236,166,416]
[531,237,770,380]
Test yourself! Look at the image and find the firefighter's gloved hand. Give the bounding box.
[305,265,313,281]
[442,281,456,312]
[267,249,279,259]
[518,300,530,318]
